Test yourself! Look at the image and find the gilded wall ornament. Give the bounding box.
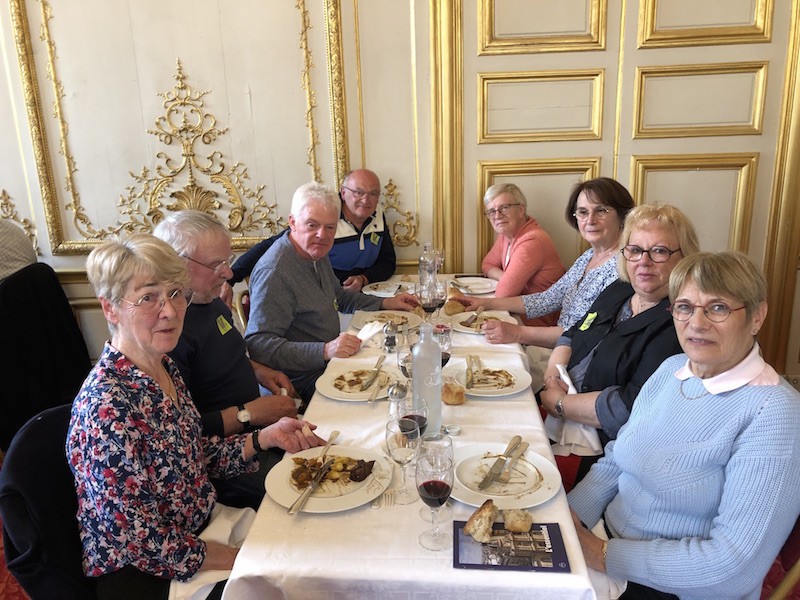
[0,190,40,255]
[297,0,322,182]
[382,179,418,248]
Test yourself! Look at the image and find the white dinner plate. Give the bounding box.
[350,310,423,331]
[451,443,561,509]
[444,364,532,397]
[315,364,403,401]
[266,445,393,513]
[453,277,496,294]
[362,281,411,297]
[450,310,517,334]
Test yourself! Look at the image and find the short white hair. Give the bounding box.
[290,182,340,218]
[153,210,230,256]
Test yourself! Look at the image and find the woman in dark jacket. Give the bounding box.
[539,204,700,482]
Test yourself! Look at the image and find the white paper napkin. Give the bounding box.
[588,519,627,600]
[544,364,603,457]
[169,504,256,600]
[356,320,384,343]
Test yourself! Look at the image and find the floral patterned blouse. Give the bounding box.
[522,248,619,330]
[66,342,256,580]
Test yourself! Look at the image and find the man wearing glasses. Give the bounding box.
[227,169,396,292]
[154,210,300,509]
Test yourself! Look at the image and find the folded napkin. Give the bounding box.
[544,364,602,457]
[356,320,384,343]
[587,519,627,600]
[169,504,256,600]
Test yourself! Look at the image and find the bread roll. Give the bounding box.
[447,285,465,300]
[463,499,499,543]
[503,509,533,533]
[412,304,426,320]
[443,299,466,316]
[442,382,465,405]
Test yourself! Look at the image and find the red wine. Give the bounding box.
[441,352,450,367]
[418,479,451,507]
[402,413,428,435]
[421,302,438,315]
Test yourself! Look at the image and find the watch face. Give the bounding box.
[237,409,251,423]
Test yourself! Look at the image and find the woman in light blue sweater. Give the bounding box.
[568,252,800,600]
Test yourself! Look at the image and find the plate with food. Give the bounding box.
[450,310,517,334]
[452,277,497,294]
[444,364,532,397]
[350,310,423,331]
[266,445,393,513]
[315,364,403,401]
[450,443,561,509]
[362,281,412,297]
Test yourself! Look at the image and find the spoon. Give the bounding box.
[388,381,408,402]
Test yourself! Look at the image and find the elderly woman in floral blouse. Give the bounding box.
[67,234,323,600]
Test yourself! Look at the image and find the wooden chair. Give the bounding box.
[766,516,800,600]
[235,288,250,329]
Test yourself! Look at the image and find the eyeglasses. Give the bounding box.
[342,186,381,200]
[621,245,681,263]
[573,206,614,221]
[121,288,194,315]
[182,254,236,277]
[484,203,522,218]
[669,301,746,323]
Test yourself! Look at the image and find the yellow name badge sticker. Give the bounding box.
[370,232,380,245]
[333,298,339,311]
[216,314,233,335]
[579,312,597,331]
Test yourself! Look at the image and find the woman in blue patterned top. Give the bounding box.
[67,234,323,600]
[462,177,634,349]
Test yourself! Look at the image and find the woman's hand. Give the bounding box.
[200,540,239,572]
[571,510,607,572]
[260,417,325,453]
[539,380,567,417]
[481,319,522,344]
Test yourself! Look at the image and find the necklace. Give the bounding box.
[679,379,710,400]
[633,295,659,315]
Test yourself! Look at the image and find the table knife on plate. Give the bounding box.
[465,355,475,389]
[287,457,335,514]
[478,435,522,489]
[360,354,386,391]
[462,306,484,328]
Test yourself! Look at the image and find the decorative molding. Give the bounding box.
[0,190,39,254]
[633,62,767,138]
[324,0,350,184]
[297,0,322,183]
[431,0,464,272]
[630,153,759,252]
[478,69,604,143]
[638,0,773,48]
[478,0,606,55]
[477,158,601,258]
[382,178,418,248]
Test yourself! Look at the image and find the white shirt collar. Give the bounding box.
[674,342,779,393]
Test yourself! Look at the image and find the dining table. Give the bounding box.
[222,278,604,600]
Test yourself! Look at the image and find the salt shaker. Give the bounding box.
[383,321,397,353]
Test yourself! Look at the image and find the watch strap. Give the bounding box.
[252,429,264,453]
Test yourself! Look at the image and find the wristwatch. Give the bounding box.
[555,395,566,419]
[252,429,264,453]
[236,404,251,428]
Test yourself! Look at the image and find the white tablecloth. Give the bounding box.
[223,310,599,600]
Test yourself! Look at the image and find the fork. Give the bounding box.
[371,489,395,508]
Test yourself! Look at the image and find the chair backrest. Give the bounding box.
[235,288,250,329]
[0,263,92,450]
[0,404,95,599]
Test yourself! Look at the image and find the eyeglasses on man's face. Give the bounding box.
[484,203,522,218]
[621,245,681,263]
[183,254,236,277]
[573,206,614,221]
[669,301,746,323]
[121,288,194,315]
[342,186,381,200]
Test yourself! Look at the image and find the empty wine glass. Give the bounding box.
[385,418,421,505]
[416,454,454,551]
[397,343,413,385]
[418,432,454,523]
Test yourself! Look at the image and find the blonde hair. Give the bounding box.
[483,183,527,211]
[617,204,700,282]
[290,182,340,218]
[669,251,766,319]
[87,233,188,305]
[153,210,230,256]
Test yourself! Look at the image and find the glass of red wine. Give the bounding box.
[415,454,454,550]
[385,418,421,505]
[414,282,439,322]
[398,396,428,436]
[418,432,454,523]
[432,322,452,367]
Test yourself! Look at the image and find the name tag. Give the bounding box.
[370,232,380,245]
[579,312,597,331]
[216,314,233,335]
[333,298,339,311]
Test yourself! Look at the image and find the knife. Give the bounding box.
[462,306,484,328]
[360,354,386,391]
[287,457,335,514]
[498,441,529,483]
[478,435,522,489]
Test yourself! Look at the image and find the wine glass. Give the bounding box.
[397,342,413,385]
[415,282,438,322]
[418,432,454,522]
[415,454,454,551]
[398,396,428,436]
[385,418,421,505]
[434,280,447,320]
[432,322,452,367]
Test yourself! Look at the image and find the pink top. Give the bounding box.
[482,217,565,326]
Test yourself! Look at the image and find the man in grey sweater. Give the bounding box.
[245,181,417,403]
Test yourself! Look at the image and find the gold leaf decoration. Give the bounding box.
[382,178,418,248]
[0,190,40,255]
